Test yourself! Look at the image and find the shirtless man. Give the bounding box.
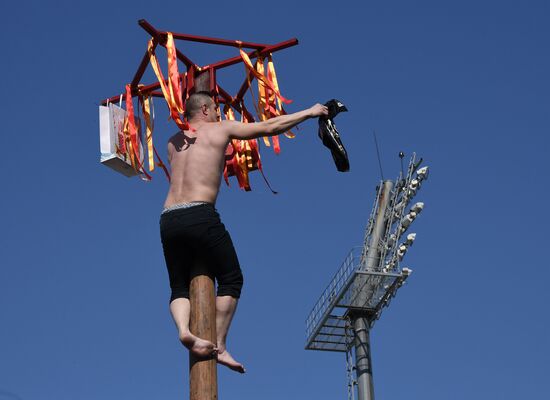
[159,91,328,374]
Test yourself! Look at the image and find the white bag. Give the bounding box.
[98,103,142,177]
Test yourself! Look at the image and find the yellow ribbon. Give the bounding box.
[268,55,295,139]
[148,37,189,130]
[166,33,184,114]
[141,92,155,172]
[240,49,292,104]
[255,58,272,147]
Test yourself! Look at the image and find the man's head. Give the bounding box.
[184,91,219,123]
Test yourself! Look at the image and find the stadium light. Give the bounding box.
[410,202,424,214]
[405,233,416,246]
[416,166,429,181]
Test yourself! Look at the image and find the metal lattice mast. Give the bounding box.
[351,180,393,400]
[305,153,429,400]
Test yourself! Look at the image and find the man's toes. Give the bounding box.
[217,351,246,373]
[184,336,218,358]
[235,365,246,374]
[231,363,246,374]
[194,343,216,357]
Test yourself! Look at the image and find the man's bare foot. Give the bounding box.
[217,349,245,373]
[180,332,218,358]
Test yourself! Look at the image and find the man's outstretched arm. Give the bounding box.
[222,104,328,140]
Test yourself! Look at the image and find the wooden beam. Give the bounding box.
[193,70,211,93]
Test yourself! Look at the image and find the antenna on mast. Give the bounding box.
[373,130,384,181]
[399,151,405,180]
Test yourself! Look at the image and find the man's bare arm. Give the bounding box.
[223,104,328,140]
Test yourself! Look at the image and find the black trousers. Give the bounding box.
[160,203,243,302]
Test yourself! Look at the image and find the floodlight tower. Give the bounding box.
[305,153,429,400]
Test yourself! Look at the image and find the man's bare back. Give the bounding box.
[165,123,229,207]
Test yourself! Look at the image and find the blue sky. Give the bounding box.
[1,1,549,399]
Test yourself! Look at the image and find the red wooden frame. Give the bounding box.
[101,19,298,118]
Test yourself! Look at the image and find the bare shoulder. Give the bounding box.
[166,132,179,161]
[203,121,238,142]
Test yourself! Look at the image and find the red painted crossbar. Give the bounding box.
[139,19,269,50]
[101,20,298,107]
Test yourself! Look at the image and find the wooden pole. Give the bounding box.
[193,70,211,95]
[189,70,218,400]
[189,260,217,400]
